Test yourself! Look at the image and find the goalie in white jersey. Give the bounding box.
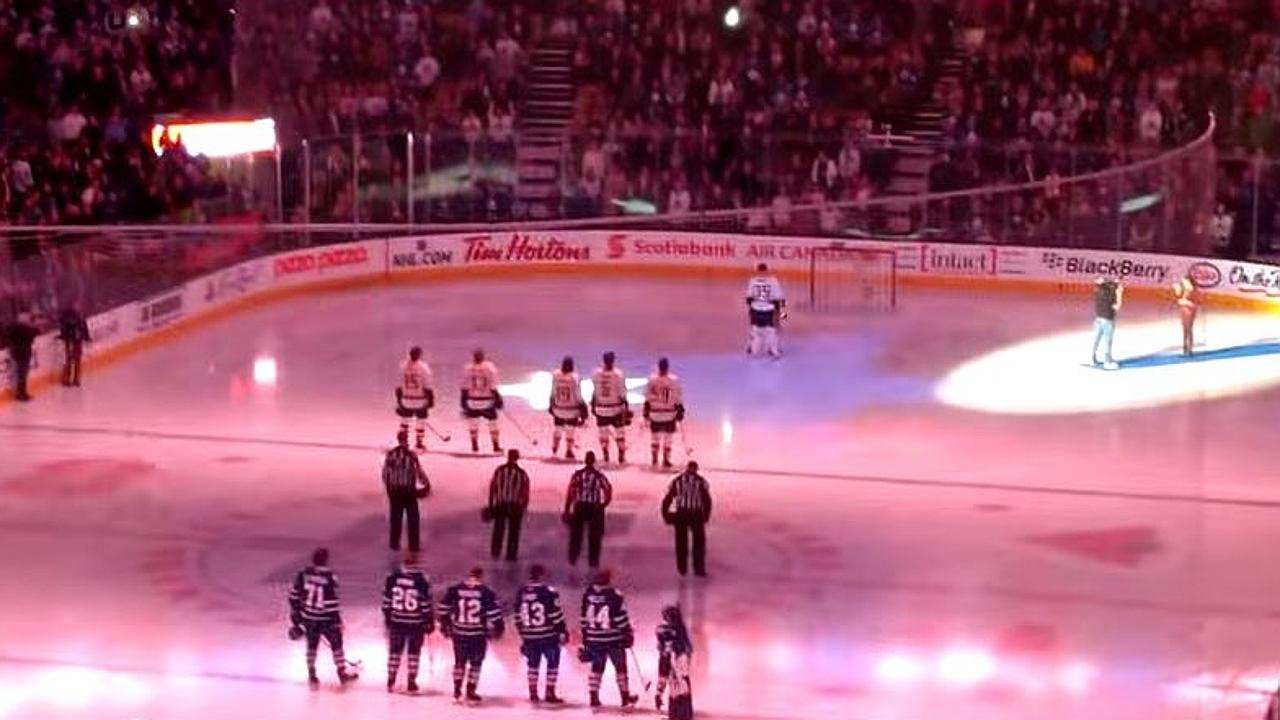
[644,357,685,469]
[548,356,588,460]
[461,348,503,454]
[591,352,632,464]
[397,346,435,451]
[746,263,785,358]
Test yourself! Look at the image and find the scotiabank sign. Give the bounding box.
[607,233,737,260]
[463,233,591,263]
[274,246,371,278]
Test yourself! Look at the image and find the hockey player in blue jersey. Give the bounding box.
[382,550,434,693]
[288,547,358,688]
[514,564,569,704]
[439,566,504,704]
[579,568,639,708]
[655,604,694,719]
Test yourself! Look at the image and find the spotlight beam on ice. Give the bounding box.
[936,312,1280,414]
[500,372,647,411]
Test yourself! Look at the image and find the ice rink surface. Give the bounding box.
[4,273,1280,720]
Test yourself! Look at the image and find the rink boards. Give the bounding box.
[3,230,1280,401]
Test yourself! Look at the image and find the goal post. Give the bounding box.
[806,246,897,312]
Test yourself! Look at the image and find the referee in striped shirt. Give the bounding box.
[661,461,712,577]
[384,431,431,552]
[485,449,530,561]
[562,451,612,568]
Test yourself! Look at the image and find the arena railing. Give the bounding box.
[1,115,1217,329]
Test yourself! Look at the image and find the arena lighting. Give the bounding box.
[252,356,278,386]
[936,311,1280,414]
[875,652,926,685]
[723,5,742,28]
[150,118,277,158]
[499,372,647,411]
[937,648,997,687]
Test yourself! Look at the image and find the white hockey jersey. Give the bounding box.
[645,373,683,423]
[550,370,584,419]
[591,367,627,417]
[400,359,433,408]
[746,274,785,313]
[462,360,499,410]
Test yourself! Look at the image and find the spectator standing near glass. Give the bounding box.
[1092,278,1123,370]
[5,312,38,402]
[58,306,89,387]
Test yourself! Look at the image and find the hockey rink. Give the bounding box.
[4,272,1280,720]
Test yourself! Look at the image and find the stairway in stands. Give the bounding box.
[515,38,575,219]
[877,47,969,234]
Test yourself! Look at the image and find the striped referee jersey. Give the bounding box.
[662,469,712,520]
[383,445,426,494]
[489,461,530,508]
[568,466,612,507]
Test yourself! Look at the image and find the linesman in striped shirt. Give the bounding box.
[288,547,358,688]
[484,449,530,562]
[562,451,613,568]
[661,461,713,577]
[383,431,431,552]
[382,550,434,694]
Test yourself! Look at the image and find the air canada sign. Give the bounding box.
[463,233,591,264]
[273,246,370,278]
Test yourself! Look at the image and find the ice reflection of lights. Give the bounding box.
[252,355,278,386]
[875,652,926,685]
[2,665,152,715]
[938,648,996,687]
[937,312,1280,414]
[500,372,647,411]
[1056,660,1098,695]
[767,641,799,672]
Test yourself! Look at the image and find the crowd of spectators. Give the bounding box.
[0,0,236,225]
[0,0,1276,251]
[559,0,931,219]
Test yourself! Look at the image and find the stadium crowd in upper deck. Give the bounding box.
[0,0,1276,247]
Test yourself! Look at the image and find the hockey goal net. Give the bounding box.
[806,246,897,311]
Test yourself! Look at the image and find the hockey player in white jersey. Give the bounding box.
[549,356,588,460]
[461,348,503,454]
[644,357,685,469]
[746,263,785,358]
[397,347,435,451]
[591,352,631,464]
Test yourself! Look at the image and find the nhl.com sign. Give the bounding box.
[392,240,454,269]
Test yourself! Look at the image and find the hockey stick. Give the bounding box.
[501,409,540,446]
[628,648,652,692]
[678,422,694,459]
[424,420,452,443]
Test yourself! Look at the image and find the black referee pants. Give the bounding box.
[490,506,524,561]
[388,491,420,552]
[569,503,605,568]
[674,519,707,576]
